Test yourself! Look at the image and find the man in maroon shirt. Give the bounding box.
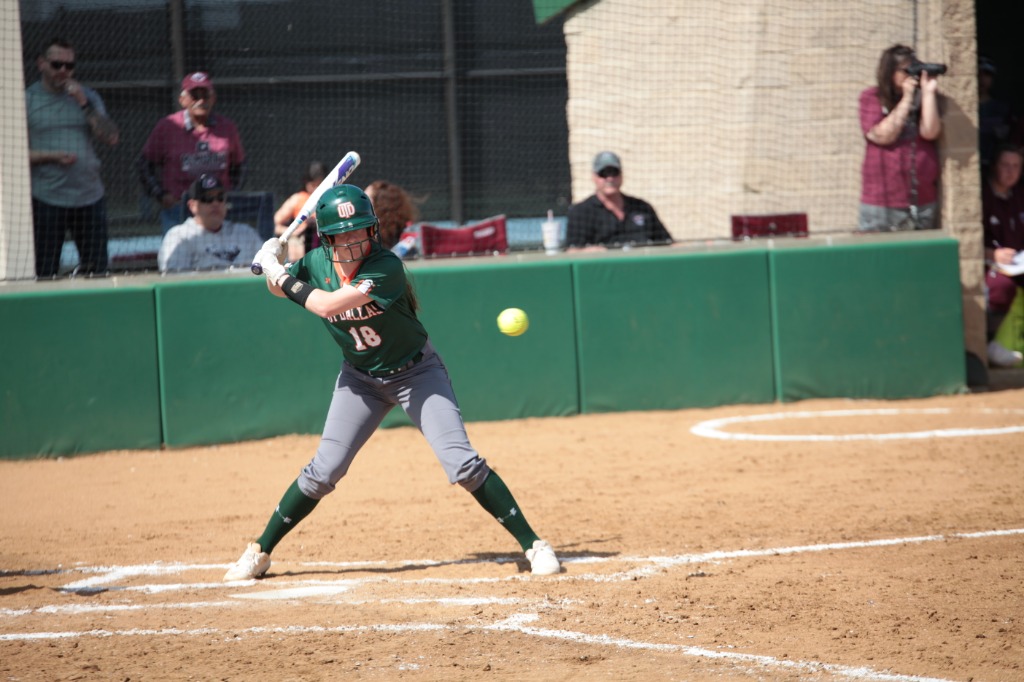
[137,72,246,233]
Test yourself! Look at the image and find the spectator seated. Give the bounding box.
[420,215,508,257]
[181,190,276,239]
[731,213,808,241]
[108,190,275,271]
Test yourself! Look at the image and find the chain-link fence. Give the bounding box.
[13,0,570,275]
[7,0,981,282]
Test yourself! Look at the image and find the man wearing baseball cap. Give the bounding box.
[137,71,246,233]
[565,151,672,250]
[157,173,263,272]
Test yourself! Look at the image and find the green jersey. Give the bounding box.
[289,243,427,373]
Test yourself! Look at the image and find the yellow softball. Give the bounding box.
[497,307,529,336]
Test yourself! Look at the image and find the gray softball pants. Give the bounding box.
[297,341,491,499]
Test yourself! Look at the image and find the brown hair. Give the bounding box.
[365,180,420,249]
[876,44,915,112]
[990,142,1024,178]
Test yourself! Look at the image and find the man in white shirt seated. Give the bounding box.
[158,174,263,272]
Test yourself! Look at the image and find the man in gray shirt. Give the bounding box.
[26,37,119,277]
[158,174,263,273]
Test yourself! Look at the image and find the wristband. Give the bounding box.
[278,275,314,308]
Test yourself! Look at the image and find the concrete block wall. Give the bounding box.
[563,0,986,363]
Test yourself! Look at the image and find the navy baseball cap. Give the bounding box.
[592,151,622,173]
[188,174,224,200]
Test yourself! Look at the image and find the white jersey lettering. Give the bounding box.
[327,301,385,324]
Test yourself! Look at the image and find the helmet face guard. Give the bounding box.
[321,230,376,264]
[315,184,380,263]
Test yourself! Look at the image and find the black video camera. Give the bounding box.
[905,59,947,77]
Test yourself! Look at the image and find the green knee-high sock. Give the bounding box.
[256,480,320,554]
[470,470,540,551]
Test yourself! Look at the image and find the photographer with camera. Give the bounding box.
[858,44,944,232]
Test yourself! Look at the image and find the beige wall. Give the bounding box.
[564,0,985,361]
[0,0,34,281]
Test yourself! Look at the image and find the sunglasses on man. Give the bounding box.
[50,60,76,71]
[597,168,621,179]
[198,193,227,204]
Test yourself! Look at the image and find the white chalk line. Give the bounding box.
[0,611,954,682]
[5,530,1015,681]
[58,554,527,591]
[0,595,545,618]
[5,527,1019,604]
[485,613,953,682]
[0,600,240,618]
[691,407,1024,441]
[0,621,445,641]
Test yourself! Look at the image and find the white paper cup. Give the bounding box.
[541,220,560,254]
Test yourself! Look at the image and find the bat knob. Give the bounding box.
[250,263,264,275]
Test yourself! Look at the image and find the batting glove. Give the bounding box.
[261,237,286,264]
[254,249,287,285]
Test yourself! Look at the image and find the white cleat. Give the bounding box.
[526,539,561,575]
[988,340,1023,368]
[223,542,271,581]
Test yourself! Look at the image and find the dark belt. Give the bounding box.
[357,351,425,378]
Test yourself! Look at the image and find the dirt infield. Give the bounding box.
[2,389,1023,681]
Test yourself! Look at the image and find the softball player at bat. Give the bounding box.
[225,184,560,580]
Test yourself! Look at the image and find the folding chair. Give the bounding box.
[419,215,508,257]
[730,213,808,241]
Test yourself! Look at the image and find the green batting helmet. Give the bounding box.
[315,184,378,236]
[315,184,379,263]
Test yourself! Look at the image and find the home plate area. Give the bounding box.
[2,392,1023,680]
[5,527,1020,682]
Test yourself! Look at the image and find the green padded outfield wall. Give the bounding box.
[572,249,777,413]
[398,259,579,427]
[155,278,338,447]
[0,287,161,458]
[770,239,965,400]
[0,238,969,457]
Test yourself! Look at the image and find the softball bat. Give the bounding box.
[250,151,361,275]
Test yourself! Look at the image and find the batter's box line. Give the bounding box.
[53,554,544,592]
[17,526,1023,596]
[613,526,1024,570]
[483,612,956,682]
[0,595,569,619]
[0,612,955,682]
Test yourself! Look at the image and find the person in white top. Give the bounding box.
[158,174,263,273]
